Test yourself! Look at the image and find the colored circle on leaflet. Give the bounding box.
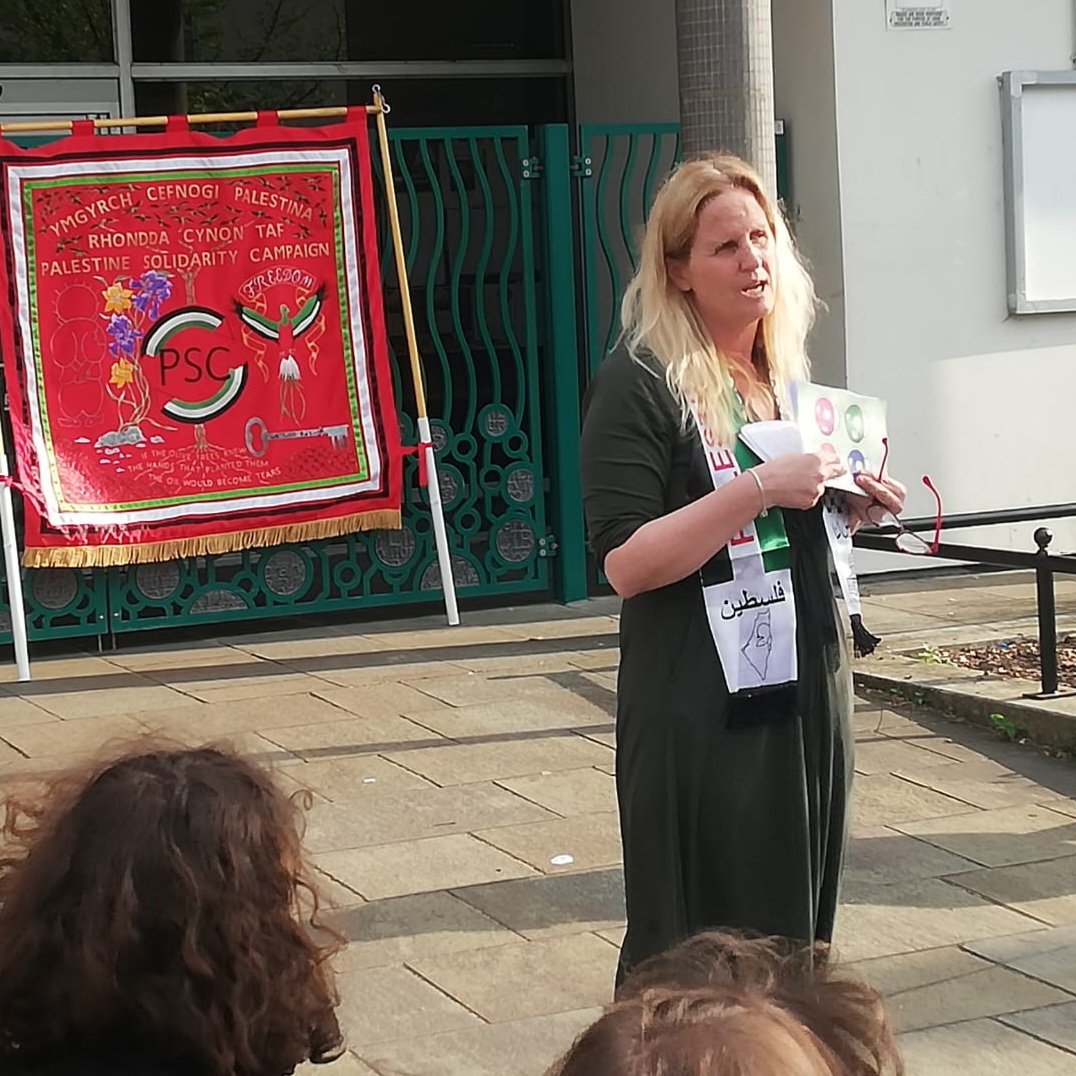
[844,404,865,443]
[847,449,867,474]
[815,397,836,435]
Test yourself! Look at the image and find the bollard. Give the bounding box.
[1033,527,1059,696]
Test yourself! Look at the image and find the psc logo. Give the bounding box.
[142,306,247,423]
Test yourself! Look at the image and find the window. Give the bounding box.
[130,0,566,64]
[134,77,568,129]
[0,0,114,63]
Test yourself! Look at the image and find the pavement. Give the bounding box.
[0,570,1075,1075]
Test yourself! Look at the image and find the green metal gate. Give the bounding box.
[0,125,552,642]
[578,124,682,374]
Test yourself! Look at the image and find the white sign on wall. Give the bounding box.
[886,0,951,31]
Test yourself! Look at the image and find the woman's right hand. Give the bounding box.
[754,449,846,511]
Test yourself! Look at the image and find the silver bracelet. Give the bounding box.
[746,467,768,517]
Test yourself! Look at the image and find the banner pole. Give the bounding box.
[371,86,459,627]
[0,105,377,136]
[0,450,31,681]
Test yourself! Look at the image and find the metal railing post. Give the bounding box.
[1033,527,1059,696]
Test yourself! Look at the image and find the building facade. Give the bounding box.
[0,0,1072,643]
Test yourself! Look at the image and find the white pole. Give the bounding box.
[417,416,460,626]
[372,88,459,627]
[0,450,31,681]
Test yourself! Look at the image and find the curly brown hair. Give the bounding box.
[0,742,343,1075]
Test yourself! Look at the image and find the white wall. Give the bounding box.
[570,0,680,125]
[831,0,1076,565]
[772,0,846,389]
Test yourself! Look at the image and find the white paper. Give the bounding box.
[739,419,803,462]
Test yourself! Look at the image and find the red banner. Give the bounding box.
[0,113,402,566]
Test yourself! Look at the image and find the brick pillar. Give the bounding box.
[674,0,777,197]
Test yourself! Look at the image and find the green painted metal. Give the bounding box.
[0,567,108,645]
[579,124,681,375]
[578,122,791,378]
[535,125,588,602]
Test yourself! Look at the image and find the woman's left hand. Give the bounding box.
[847,473,907,531]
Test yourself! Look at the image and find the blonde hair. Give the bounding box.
[620,153,817,446]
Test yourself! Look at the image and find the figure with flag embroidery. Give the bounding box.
[581,154,908,989]
[236,288,325,421]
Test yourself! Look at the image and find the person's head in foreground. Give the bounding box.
[0,743,342,1076]
[549,932,902,1076]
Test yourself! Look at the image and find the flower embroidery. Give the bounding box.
[109,358,135,388]
[101,283,133,314]
[130,270,173,319]
[106,314,141,358]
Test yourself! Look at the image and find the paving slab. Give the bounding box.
[359,626,529,651]
[847,946,1071,1032]
[260,714,443,759]
[495,768,617,816]
[302,783,555,854]
[851,737,967,776]
[501,615,619,639]
[844,826,980,887]
[132,692,350,739]
[313,833,538,901]
[0,695,60,728]
[451,867,626,941]
[334,964,482,1048]
[1000,1002,1076,1055]
[836,877,1042,962]
[357,1007,601,1076]
[296,1053,380,1076]
[107,644,262,673]
[327,891,518,972]
[311,865,366,908]
[950,856,1076,926]
[401,696,613,739]
[473,812,622,874]
[305,660,472,687]
[893,758,1075,812]
[0,655,129,683]
[0,714,150,759]
[5,677,194,720]
[850,772,980,828]
[406,933,617,1023]
[232,634,384,662]
[894,804,1076,868]
[964,925,1076,993]
[899,1016,1076,1075]
[382,734,611,787]
[311,682,457,720]
[285,755,437,802]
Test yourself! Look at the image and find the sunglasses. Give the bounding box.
[864,438,943,555]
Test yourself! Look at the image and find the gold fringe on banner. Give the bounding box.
[20,511,402,569]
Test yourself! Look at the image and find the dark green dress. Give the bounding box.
[580,349,854,983]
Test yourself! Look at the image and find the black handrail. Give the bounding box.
[854,505,1076,697]
[865,502,1076,535]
